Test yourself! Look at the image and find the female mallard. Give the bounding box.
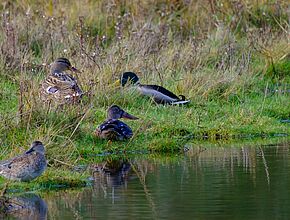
[40,57,83,104]
[0,141,47,182]
[1,193,47,219]
[95,105,139,141]
[120,72,190,105]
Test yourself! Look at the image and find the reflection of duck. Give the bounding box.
[120,72,190,105]
[40,58,83,104]
[95,105,139,141]
[0,193,47,219]
[0,141,47,182]
[93,159,131,187]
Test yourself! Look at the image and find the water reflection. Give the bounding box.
[91,158,135,204]
[43,142,290,219]
[0,193,47,220]
[92,158,132,188]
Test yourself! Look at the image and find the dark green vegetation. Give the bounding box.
[0,1,289,188]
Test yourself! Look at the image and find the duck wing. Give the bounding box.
[0,154,30,169]
[139,84,190,104]
[140,84,180,99]
[45,72,79,90]
[97,119,133,140]
[41,72,83,102]
[0,158,13,168]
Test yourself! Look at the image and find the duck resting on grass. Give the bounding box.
[40,57,83,104]
[120,72,190,105]
[0,141,47,182]
[95,105,139,141]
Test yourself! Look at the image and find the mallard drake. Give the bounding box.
[95,105,139,141]
[0,141,47,182]
[120,72,190,105]
[40,57,83,104]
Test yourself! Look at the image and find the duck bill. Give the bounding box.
[122,111,139,120]
[70,66,81,73]
[25,147,34,154]
[113,79,121,86]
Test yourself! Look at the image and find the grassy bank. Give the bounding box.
[1,136,289,193]
[0,0,289,186]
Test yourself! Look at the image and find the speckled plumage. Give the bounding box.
[2,193,47,219]
[40,58,83,104]
[0,141,47,182]
[95,105,138,141]
[96,119,134,140]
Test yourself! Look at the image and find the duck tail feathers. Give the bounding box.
[179,95,186,101]
[170,94,190,105]
[171,100,191,105]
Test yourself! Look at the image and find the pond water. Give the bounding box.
[4,142,290,219]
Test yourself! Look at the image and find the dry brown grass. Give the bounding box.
[0,0,289,160]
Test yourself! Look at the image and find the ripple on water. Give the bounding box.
[42,142,290,219]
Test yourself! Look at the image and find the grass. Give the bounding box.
[0,0,289,188]
[0,168,89,193]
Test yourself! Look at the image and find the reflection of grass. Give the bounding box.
[0,138,288,193]
[0,1,289,187]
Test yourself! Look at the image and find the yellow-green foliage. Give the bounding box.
[0,0,289,179]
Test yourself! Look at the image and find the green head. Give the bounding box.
[120,72,140,86]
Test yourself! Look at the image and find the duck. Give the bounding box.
[93,158,131,187]
[0,193,47,219]
[95,105,139,141]
[0,141,47,182]
[40,57,83,104]
[120,72,190,105]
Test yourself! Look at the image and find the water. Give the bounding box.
[3,143,290,219]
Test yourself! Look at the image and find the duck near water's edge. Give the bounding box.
[0,141,47,182]
[95,105,139,141]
